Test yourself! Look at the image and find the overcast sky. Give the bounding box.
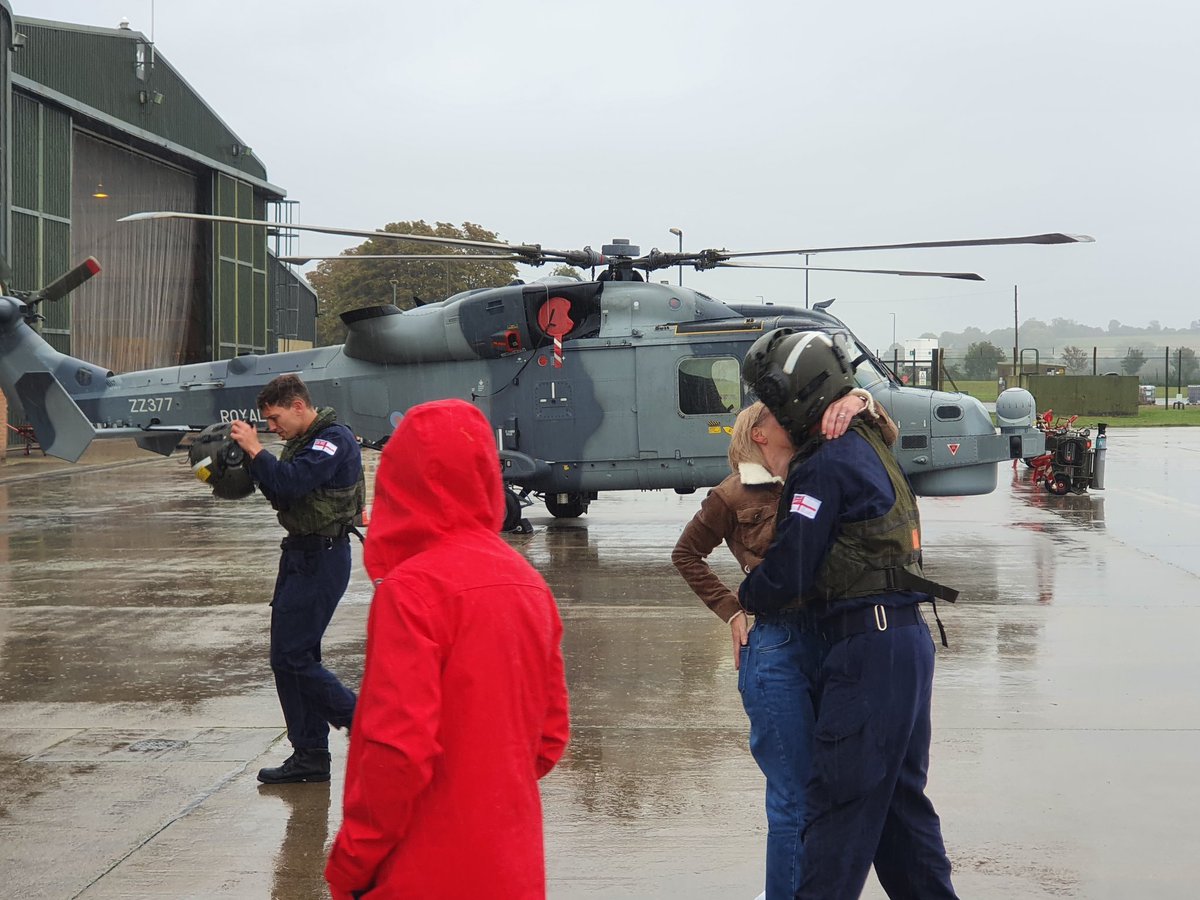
[21,0,1198,351]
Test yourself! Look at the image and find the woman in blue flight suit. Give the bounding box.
[740,329,959,900]
[675,392,899,900]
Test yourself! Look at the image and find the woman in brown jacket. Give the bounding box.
[671,389,897,900]
[672,400,784,667]
[672,390,896,668]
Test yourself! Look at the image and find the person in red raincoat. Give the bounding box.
[325,399,570,899]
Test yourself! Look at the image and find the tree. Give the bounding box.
[549,264,584,280]
[306,221,519,346]
[1169,347,1199,385]
[1121,348,1146,376]
[963,341,1006,379]
[1060,345,1090,374]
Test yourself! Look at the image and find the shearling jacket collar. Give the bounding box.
[738,462,783,486]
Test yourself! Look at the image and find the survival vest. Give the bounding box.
[276,407,366,538]
[786,420,959,642]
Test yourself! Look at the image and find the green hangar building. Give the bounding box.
[1,2,316,450]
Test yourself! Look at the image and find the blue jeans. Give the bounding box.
[738,616,827,900]
[270,539,358,751]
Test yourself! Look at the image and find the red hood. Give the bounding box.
[365,399,504,581]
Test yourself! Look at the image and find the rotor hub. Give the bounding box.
[601,239,640,258]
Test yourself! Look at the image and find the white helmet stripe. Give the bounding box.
[781,331,832,375]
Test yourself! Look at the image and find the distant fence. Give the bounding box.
[881,346,1200,396]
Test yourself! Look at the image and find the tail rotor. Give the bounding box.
[0,256,102,324]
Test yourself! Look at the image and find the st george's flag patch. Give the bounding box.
[790,493,822,519]
[312,439,338,456]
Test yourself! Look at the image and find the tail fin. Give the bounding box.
[1,258,104,461]
[12,372,95,462]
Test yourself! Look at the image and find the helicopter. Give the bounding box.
[0,217,1092,528]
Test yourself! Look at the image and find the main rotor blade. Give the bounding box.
[714,232,1095,261]
[122,211,608,268]
[279,253,526,265]
[32,257,102,302]
[121,211,534,254]
[716,261,984,281]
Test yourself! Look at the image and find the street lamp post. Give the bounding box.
[390,278,398,306]
[1013,284,1019,382]
[669,227,683,286]
[890,312,896,347]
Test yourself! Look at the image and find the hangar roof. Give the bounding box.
[12,14,284,198]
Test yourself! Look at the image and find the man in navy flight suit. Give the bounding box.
[231,374,362,785]
[739,329,959,900]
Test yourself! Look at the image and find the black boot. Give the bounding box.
[257,748,331,784]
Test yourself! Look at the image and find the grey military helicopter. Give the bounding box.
[0,216,1091,529]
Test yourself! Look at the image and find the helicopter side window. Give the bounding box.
[678,356,741,415]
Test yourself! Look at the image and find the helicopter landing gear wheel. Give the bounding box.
[1045,477,1070,496]
[546,492,589,518]
[503,490,522,531]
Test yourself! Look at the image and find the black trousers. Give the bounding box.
[795,615,957,900]
[269,538,357,750]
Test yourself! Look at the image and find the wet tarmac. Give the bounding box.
[1,428,1198,898]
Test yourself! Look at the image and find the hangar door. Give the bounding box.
[71,132,202,371]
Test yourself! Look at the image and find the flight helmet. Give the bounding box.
[188,422,256,500]
[742,328,857,442]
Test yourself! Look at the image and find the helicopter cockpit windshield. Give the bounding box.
[842,334,894,390]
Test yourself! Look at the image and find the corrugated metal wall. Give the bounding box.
[213,172,267,358]
[7,92,254,370]
[2,2,11,449]
[269,256,317,351]
[2,13,309,450]
[12,21,268,184]
[1,1,11,261]
[8,18,287,367]
[10,91,71,353]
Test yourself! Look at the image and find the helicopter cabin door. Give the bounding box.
[635,346,742,486]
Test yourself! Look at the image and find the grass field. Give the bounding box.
[929,380,1200,427]
[1064,407,1200,429]
[952,380,1001,402]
